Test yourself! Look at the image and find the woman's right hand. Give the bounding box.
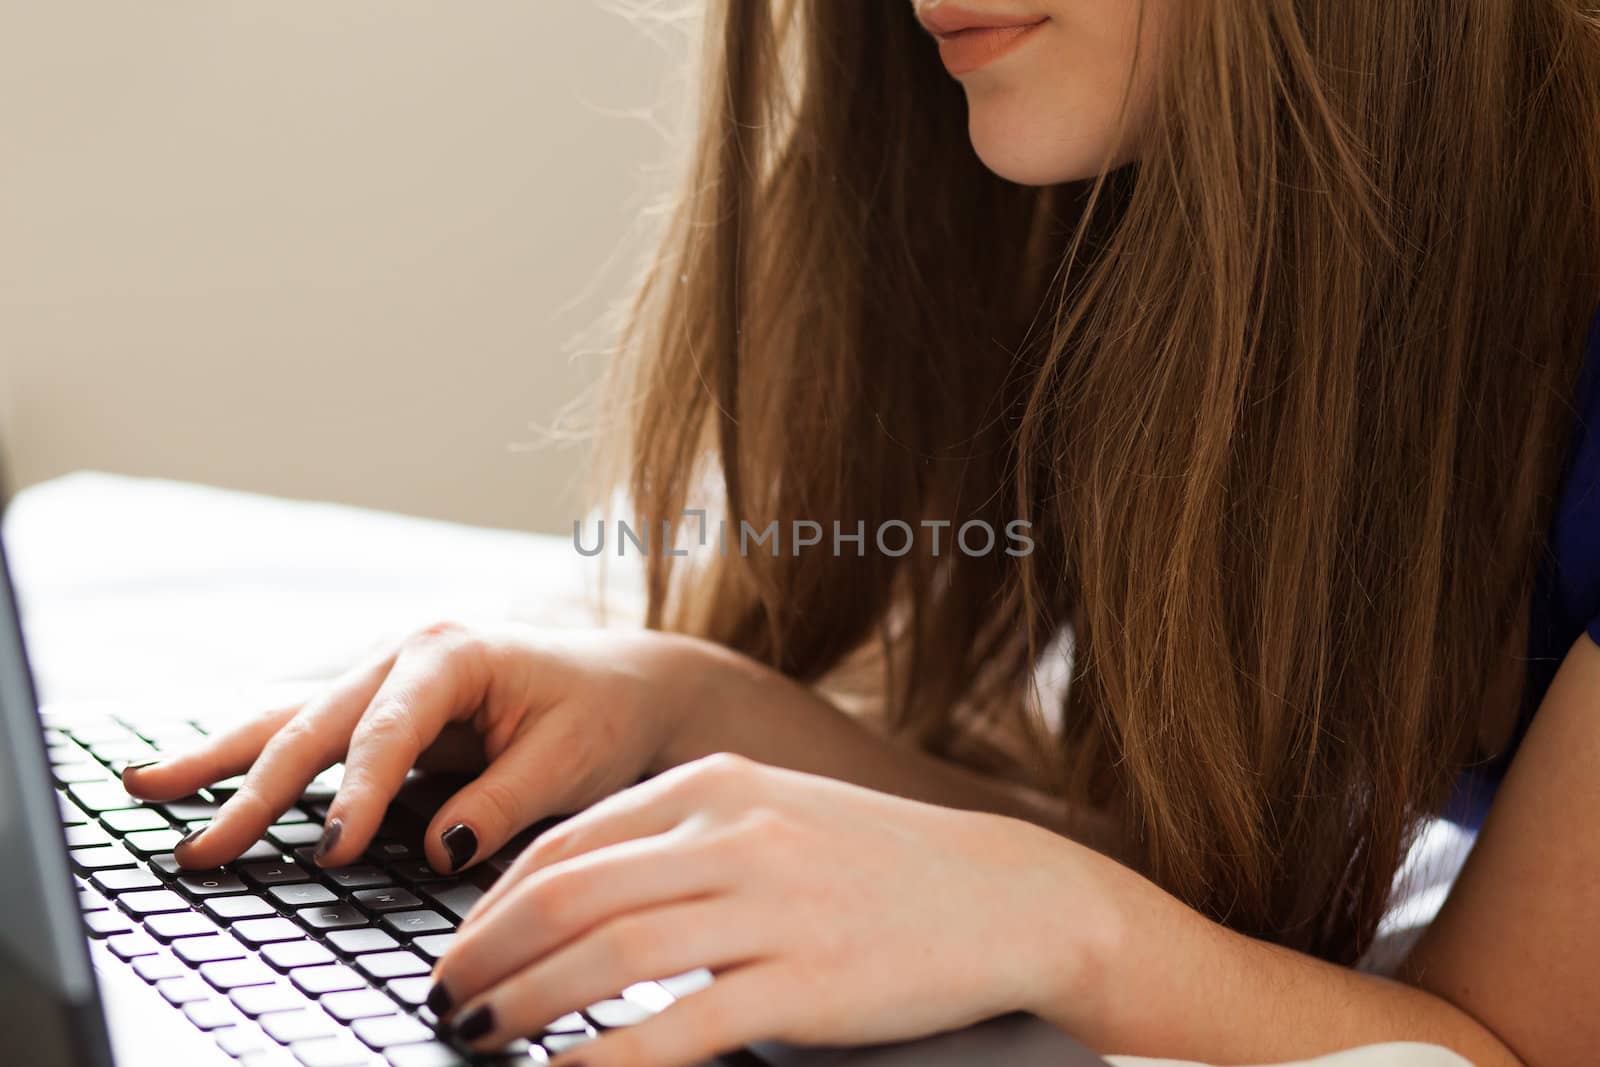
[122,622,707,874]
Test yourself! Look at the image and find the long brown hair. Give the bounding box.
[607,0,1600,962]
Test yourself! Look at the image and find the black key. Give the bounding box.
[155,976,212,1006]
[268,823,324,849]
[389,861,448,883]
[243,860,310,887]
[199,958,279,991]
[171,933,247,965]
[354,951,429,980]
[175,872,248,898]
[64,823,113,849]
[84,910,134,937]
[132,951,187,982]
[119,889,190,915]
[409,933,453,961]
[270,883,338,908]
[352,887,421,913]
[101,808,170,834]
[290,1035,373,1067]
[320,988,397,1022]
[149,853,183,876]
[325,927,398,956]
[236,840,287,864]
[231,981,309,1016]
[146,912,219,940]
[91,867,163,893]
[296,904,367,931]
[273,806,312,826]
[107,931,161,960]
[364,840,416,866]
[67,782,140,813]
[69,845,136,872]
[261,940,336,970]
[422,882,483,923]
[379,910,451,939]
[325,865,391,891]
[350,1013,432,1050]
[233,917,307,946]
[124,828,186,856]
[204,895,277,922]
[159,797,221,822]
[184,997,244,1031]
[290,963,365,996]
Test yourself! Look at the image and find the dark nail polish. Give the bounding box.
[454,1003,494,1043]
[426,981,453,1017]
[177,827,205,850]
[441,823,478,873]
[314,818,343,863]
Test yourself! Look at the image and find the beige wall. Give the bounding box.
[0,2,691,532]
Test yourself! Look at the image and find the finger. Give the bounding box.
[175,653,394,868]
[462,754,750,926]
[318,634,492,867]
[448,898,766,1055]
[421,709,602,876]
[438,829,730,1009]
[121,704,299,801]
[544,972,776,1067]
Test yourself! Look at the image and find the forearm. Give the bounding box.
[1048,846,1521,1066]
[647,633,1121,852]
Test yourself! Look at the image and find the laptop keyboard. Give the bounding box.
[45,712,703,1067]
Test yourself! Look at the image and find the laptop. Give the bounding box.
[0,520,1108,1067]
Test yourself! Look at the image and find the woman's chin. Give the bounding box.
[965,99,1129,187]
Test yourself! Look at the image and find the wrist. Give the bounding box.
[616,629,745,770]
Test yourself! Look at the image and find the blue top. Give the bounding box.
[1450,309,1600,825]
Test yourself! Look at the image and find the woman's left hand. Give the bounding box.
[430,752,1122,1065]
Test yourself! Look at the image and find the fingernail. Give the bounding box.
[426,981,452,1016]
[121,759,159,775]
[313,818,343,864]
[441,823,478,873]
[177,827,205,850]
[454,1003,494,1042]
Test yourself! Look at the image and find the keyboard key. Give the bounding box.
[271,883,338,908]
[64,823,113,848]
[289,1035,373,1067]
[214,1023,272,1058]
[146,912,219,940]
[84,910,134,937]
[379,910,451,939]
[243,860,311,887]
[160,797,222,822]
[389,861,448,883]
[545,1012,588,1034]
[67,782,140,812]
[261,940,337,970]
[364,840,416,865]
[384,977,432,1008]
[258,1008,338,1044]
[119,889,189,915]
[56,795,90,826]
[107,931,162,960]
[320,988,398,1022]
[132,951,187,982]
[541,1032,596,1054]
[586,998,652,1028]
[79,886,109,911]
[273,806,312,826]
[234,917,307,946]
[184,997,245,1030]
[386,1042,471,1067]
[268,823,325,849]
[172,933,248,965]
[176,872,248,898]
[351,887,421,913]
[205,895,278,922]
[200,958,280,991]
[101,807,170,833]
[149,853,183,876]
[237,840,288,864]
[621,980,676,1014]
[156,975,213,1006]
[409,934,453,961]
[421,882,482,923]
[325,865,391,891]
[124,828,186,855]
[297,904,367,932]
[232,982,309,1016]
[354,951,429,980]
[70,845,136,872]
[325,928,398,956]
[91,867,163,893]
[657,968,713,997]
[290,963,365,996]
[54,761,114,784]
[350,1013,432,1050]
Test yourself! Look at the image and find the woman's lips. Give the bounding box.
[916,6,1049,76]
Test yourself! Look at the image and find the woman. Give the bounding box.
[125,1,1600,1063]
